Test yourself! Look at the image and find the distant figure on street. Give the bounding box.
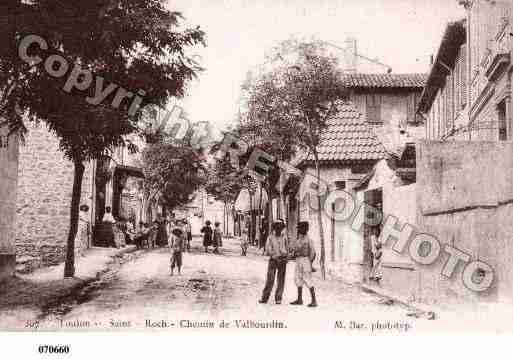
[259,220,288,305]
[76,204,91,252]
[149,221,159,248]
[213,221,222,254]
[240,224,249,256]
[369,228,383,285]
[201,220,213,253]
[184,220,192,252]
[125,220,135,245]
[138,223,151,249]
[169,227,186,275]
[156,218,168,247]
[259,217,269,250]
[102,206,116,247]
[166,218,174,243]
[102,206,115,223]
[290,221,317,308]
[134,222,148,249]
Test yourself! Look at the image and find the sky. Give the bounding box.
[168,0,465,133]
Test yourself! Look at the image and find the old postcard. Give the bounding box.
[1,0,513,346]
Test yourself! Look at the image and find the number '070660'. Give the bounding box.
[38,345,70,354]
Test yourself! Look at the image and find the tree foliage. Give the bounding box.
[238,38,347,278]
[142,143,206,211]
[0,0,205,277]
[205,154,242,205]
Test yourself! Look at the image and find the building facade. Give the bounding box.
[15,123,94,272]
[285,100,385,280]
[342,73,427,144]
[420,1,513,142]
[14,123,150,272]
[284,73,426,280]
[0,124,18,281]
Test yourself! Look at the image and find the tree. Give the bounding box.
[205,153,242,234]
[0,1,205,277]
[142,143,206,213]
[238,70,300,240]
[239,39,346,279]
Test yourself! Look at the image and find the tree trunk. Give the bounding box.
[223,201,227,234]
[279,178,287,242]
[257,185,263,246]
[233,206,237,236]
[249,193,253,244]
[268,189,273,234]
[64,159,85,278]
[313,152,326,280]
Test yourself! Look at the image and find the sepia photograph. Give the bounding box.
[1,1,513,351]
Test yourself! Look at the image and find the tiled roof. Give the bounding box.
[306,101,386,163]
[341,73,427,89]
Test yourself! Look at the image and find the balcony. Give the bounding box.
[484,23,511,82]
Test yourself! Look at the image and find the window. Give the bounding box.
[460,45,467,109]
[334,181,346,190]
[407,92,421,124]
[498,100,507,141]
[366,94,382,124]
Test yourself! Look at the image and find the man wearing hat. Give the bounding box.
[290,221,318,307]
[259,219,288,305]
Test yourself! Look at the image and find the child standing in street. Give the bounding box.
[169,227,185,276]
[290,221,318,308]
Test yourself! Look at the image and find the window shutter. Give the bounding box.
[365,94,374,123]
[375,94,382,123]
[460,45,467,109]
[366,94,382,123]
[447,74,454,131]
[407,93,414,124]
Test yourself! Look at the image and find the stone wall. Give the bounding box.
[15,123,93,272]
[0,125,19,282]
[416,141,513,304]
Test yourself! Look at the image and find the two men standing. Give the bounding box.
[259,220,318,307]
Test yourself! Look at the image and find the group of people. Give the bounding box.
[112,216,192,255]
[257,220,318,308]
[200,220,223,254]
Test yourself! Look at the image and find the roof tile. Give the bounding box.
[307,100,386,163]
[341,73,427,89]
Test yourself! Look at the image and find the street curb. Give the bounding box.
[37,246,139,311]
[111,245,138,258]
[86,245,138,279]
[360,283,437,320]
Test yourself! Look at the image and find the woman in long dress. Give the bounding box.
[369,229,383,284]
[201,220,213,253]
[75,204,91,256]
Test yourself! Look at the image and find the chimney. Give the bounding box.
[344,37,357,73]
